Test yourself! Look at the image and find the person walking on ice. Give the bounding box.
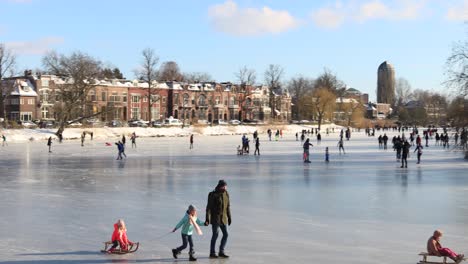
[401,140,410,168]
[190,134,194,149]
[171,205,205,261]
[205,180,231,259]
[414,143,423,164]
[2,134,7,146]
[338,138,345,154]
[47,136,52,153]
[254,137,260,155]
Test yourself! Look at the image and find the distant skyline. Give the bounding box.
[1,0,467,101]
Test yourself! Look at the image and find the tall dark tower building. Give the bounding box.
[377,61,395,105]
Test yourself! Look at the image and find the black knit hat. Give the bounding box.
[217,180,227,188]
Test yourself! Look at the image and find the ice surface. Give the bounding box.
[0,129,467,264]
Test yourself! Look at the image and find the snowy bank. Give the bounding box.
[0,123,344,143]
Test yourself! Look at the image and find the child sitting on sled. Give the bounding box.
[172,205,205,261]
[427,230,464,263]
[108,219,134,253]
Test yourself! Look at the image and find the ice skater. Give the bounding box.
[172,205,205,261]
[254,137,260,155]
[401,140,410,168]
[338,138,345,154]
[81,132,85,147]
[47,136,52,153]
[122,135,126,146]
[427,230,464,263]
[115,141,124,160]
[108,219,134,253]
[131,132,136,148]
[2,134,7,146]
[303,138,313,163]
[414,143,423,164]
[190,134,194,149]
[325,147,329,162]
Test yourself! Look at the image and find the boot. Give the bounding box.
[219,252,229,258]
[172,249,179,259]
[189,251,197,261]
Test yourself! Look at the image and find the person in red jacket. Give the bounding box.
[108,219,134,253]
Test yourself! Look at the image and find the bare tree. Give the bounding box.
[236,66,256,86]
[288,76,314,120]
[264,64,284,119]
[314,68,346,95]
[307,88,336,130]
[446,39,468,97]
[136,48,159,123]
[159,61,183,82]
[395,77,413,107]
[183,72,213,83]
[0,44,16,123]
[342,98,364,127]
[42,51,102,136]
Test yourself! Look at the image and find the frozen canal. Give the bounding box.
[0,130,467,264]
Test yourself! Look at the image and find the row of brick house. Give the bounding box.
[1,72,292,124]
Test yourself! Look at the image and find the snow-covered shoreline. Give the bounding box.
[0,124,344,143]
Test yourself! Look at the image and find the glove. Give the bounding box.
[204,220,209,226]
[172,228,177,233]
[228,218,231,226]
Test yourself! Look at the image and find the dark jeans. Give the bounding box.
[210,223,228,254]
[176,234,194,253]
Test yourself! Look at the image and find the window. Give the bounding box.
[174,93,179,104]
[28,99,34,105]
[42,80,49,87]
[41,91,49,102]
[131,95,140,103]
[10,98,19,105]
[162,96,167,103]
[151,107,160,121]
[215,96,220,104]
[122,93,127,102]
[101,91,107,101]
[109,92,120,102]
[151,95,159,103]
[143,97,148,102]
[198,95,206,106]
[20,112,32,121]
[183,94,189,105]
[131,107,140,119]
[20,99,24,105]
[41,106,49,119]
[9,112,19,120]
[88,91,96,102]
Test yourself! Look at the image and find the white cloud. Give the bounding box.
[208,0,300,36]
[311,0,427,29]
[446,0,468,21]
[312,6,346,29]
[5,37,64,55]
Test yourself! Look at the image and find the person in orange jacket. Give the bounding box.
[108,219,134,253]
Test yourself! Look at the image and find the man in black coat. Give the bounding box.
[205,180,231,258]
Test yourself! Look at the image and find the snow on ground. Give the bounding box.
[0,130,466,264]
[0,124,344,142]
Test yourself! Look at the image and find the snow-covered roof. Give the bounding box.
[336,98,359,104]
[10,79,38,96]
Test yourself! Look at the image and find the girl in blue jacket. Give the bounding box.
[172,205,205,261]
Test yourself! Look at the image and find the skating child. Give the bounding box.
[108,219,134,253]
[325,147,329,162]
[172,205,205,261]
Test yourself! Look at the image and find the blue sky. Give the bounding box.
[0,0,467,100]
